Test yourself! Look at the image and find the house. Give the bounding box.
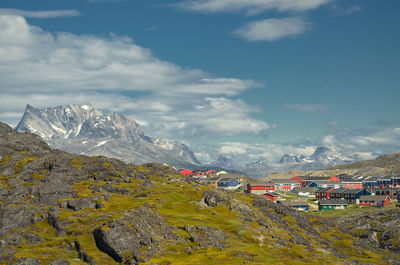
[369,187,399,199]
[290,187,316,197]
[198,177,221,187]
[318,200,348,210]
[217,177,241,190]
[271,179,301,192]
[180,169,193,176]
[362,176,380,188]
[247,182,275,195]
[391,174,400,187]
[286,201,309,212]
[290,176,304,186]
[308,180,342,189]
[359,195,390,207]
[315,187,335,200]
[263,192,281,202]
[329,188,346,200]
[342,189,371,204]
[377,175,392,188]
[302,176,332,187]
[341,179,363,189]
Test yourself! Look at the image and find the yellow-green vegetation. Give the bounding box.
[4,160,393,265]
[0,155,11,165]
[308,204,378,218]
[15,156,39,173]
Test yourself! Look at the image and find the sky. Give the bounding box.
[0,0,400,165]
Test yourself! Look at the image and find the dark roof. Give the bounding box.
[271,179,299,184]
[291,187,314,192]
[378,176,392,181]
[218,177,235,182]
[287,200,308,207]
[342,189,364,194]
[318,200,348,205]
[264,192,280,197]
[359,195,389,202]
[303,176,331,181]
[311,180,342,185]
[316,187,334,193]
[329,188,347,194]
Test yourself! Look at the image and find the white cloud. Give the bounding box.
[0,8,80,18]
[177,0,333,14]
[284,103,330,112]
[235,17,309,41]
[0,15,268,139]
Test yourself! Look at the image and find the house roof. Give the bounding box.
[264,192,280,197]
[316,187,334,193]
[271,179,299,184]
[291,187,315,193]
[342,189,364,194]
[303,176,331,181]
[329,188,348,194]
[311,180,342,185]
[218,177,235,182]
[318,199,348,205]
[287,200,308,207]
[359,195,389,202]
[180,169,193,175]
[248,182,274,186]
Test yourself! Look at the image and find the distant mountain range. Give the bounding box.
[213,145,363,177]
[16,104,201,168]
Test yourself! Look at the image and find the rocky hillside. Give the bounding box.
[16,104,201,168]
[1,122,400,264]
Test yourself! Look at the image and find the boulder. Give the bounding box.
[11,258,41,265]
[202,190,229,208]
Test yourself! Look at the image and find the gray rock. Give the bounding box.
[74,239,96,265]
[67,198,96,211]
[50,259,70,265]
[93,207,175,263]
[185,225,227,249]
[48,208,72,236]
[11,258,41,265]
[202,190,229,208]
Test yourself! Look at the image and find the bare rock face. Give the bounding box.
[202,190,230,208]
[93,207,175,263]
[185,225,227,249]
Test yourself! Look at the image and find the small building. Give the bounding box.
[217,177,241,190]
[342,189,371,204]
[264,192,281,202]
[391,174,400,187]
[290,176,304,186]
[290,187,316,197]
[302,176,333,187]
[180,169,193,176]
[247,182,275,195]
[359,195,390,207]
[287,200,309,212]
[342,180,363,189]
[198,177,221,187]
[377,175,392,188]
[369,187,399,199]
[315,187,335,200]
[362,176,380,188]
[308,180,342,189]
[318,200,348,210]
[272,179,301,192]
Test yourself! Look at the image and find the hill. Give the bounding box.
[1,122,400,264]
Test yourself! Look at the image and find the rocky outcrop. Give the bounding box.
[93,207,175,264]
[11,258,41,265]
[202,190,230,208]
[185,225,226,249]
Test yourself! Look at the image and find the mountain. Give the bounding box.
[1,121,398,264]
[16,104,201,168]
[208,155,240,170]
[243,145,362,177]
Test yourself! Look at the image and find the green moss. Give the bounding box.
[0,155,11,165]
[15,156,39,173]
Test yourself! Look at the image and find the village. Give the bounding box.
[179,169,400,212]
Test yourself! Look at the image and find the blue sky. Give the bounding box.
[1,0,400,164]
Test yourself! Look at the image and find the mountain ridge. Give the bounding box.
[16,104,201,168]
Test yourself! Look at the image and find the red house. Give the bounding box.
[264,192,281,202]
[329,176,340,182]
[180,169,193,176]
[359,195,390,207]
[247,182,275,195]
[315,187,335,200]
[290,176,303,186]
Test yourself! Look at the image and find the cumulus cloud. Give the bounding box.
[234,17,308,41]
[284,103,330,112]
[0,8,80,18]
[177,0,333,14]
[0,15,268,139]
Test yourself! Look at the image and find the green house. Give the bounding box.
[318,199,348,210]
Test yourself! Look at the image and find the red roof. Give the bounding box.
[180,169,193,176]
[329,176,340,182]
[290,176,303,183]
[207,170,216,174]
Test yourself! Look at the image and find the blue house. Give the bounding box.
[287,201,309,212]
[217,177,241,190]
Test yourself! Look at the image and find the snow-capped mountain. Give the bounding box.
[208,155,240,170]
[242,145,362,177]
[16,104,201,167]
